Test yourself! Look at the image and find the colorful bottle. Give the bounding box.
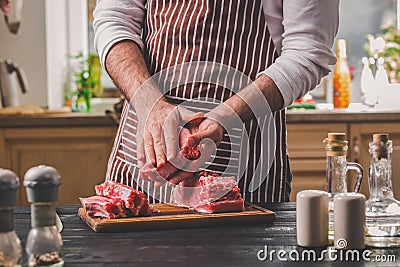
[333,39,351,108]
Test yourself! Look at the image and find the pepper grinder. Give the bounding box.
[0,169,22,266]
[24,165,64,267]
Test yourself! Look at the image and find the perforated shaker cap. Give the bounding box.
[23,165,61,203]
[0,169,20,207]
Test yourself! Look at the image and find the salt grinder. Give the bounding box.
[334,193,366,250]
[24,165,64,267]
[0,169,22,266]
[297,190,329,247]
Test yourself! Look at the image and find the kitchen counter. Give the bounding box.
[0,110,118,128]
[286,109,400,123]
[1,107,400,128]
[14,204,400,266]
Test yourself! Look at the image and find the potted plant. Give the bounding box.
[69,52,103,112]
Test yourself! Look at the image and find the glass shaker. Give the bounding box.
[323,133,364,239]
[23,165,64,267]
[365,133,400,247]
[0,169,22,266]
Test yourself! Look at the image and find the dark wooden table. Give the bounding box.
[14,203,400,266]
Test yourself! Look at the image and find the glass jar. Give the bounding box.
[365,134,400,247]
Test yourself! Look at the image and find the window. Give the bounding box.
[88,0,119,97]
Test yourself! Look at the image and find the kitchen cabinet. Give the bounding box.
[286,123,348,201]
[0,127,116,205]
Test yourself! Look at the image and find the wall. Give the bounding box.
[336,0,396,103]
[0,0,87,109]
[0,0,47,106]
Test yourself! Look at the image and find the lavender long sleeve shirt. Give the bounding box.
[93,0,339,107]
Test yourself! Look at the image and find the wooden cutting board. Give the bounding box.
[0,104,71,115]
[78,203,275,232]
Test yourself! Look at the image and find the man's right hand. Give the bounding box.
[135,97,203,170]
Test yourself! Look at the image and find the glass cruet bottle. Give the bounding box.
[0,169,22,267]
[324,133,364,205]
[323,133,364,240]
[23,165,64,267]
[365,133,400,247]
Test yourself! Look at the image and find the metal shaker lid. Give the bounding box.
[23,165,61,203]
[0,169,20,207]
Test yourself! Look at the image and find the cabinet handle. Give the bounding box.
[352,136,360,163]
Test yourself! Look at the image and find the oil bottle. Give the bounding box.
[333,39,351,108]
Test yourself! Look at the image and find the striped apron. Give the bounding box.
[106,0,288,203]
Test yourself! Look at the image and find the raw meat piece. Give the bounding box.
[195,198,245,213]
[141,127,201,181]
[95,180,151,216]
[172,171,245,213]
[79,196,129,219]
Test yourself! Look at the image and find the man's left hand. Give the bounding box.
[167,118,224,185]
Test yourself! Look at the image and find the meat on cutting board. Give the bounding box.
[95,180,150,215]
[172,171,245,213]
[80,180,151,219]
[140,127,201,181]
[79,196,128,219]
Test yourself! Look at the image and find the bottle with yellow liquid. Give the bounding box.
[333,39,351,108]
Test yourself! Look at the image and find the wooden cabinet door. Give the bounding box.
[3,127,116,205]
[287,123,348,201]
[349,123,400,199]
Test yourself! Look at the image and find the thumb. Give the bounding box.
[178,107,204,123]
[187,128,214,147]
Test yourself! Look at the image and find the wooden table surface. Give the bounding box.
[14,203,400,266]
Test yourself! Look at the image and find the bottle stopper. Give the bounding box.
[23,165,61,203]
[334,193,366,250]
[297,190,329,247]
[372,133,390,159]
[324,133,348,156]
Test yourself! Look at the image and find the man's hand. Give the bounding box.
[167,118,224,185]
[135,98,204,169]
[0,0,10,16]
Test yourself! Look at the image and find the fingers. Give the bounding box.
[187,127,215,147]
[168,171,195,185]
[136,134,146,168]
[178,106,204,123]
[163,107,180,161]
[168,140,215,185]
[153,132,167,168]
[144,130,156,166]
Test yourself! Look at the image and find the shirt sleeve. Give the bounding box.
[261,0,339,108]
[93,0,147,68]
